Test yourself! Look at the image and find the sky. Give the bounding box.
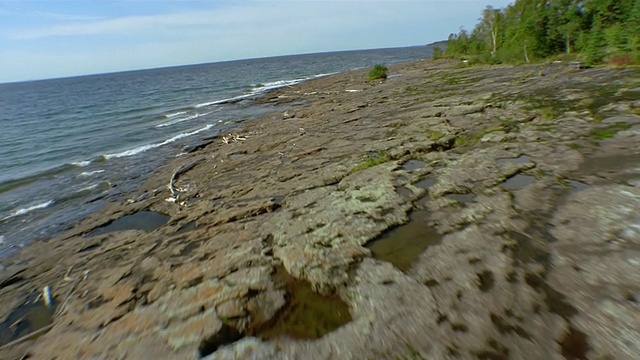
[0,1,513,83]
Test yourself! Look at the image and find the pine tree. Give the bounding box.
[627,0,640,62]
[445,0,637,65]
[585,23,607,66]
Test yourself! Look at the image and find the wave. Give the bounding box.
[71,160,92,167]
[193,73,336,109]
[156,113,200,128]
[155,111,213,128]
[194,95,251,108]
[252,73,336,94]
[1,200,54,222]
[0,163,78,194]
[104,124,214,159]
[78,170,105,177]
[165,111,188,118]
[54,182,111,203]
[251,79,303,93]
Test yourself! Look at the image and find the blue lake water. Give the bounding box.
[0,46,432,258]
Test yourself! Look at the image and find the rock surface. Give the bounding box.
[1,61,640,359]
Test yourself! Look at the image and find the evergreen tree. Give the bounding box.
[444,0,638,65]
[585,23,607,66]
[627,0,640,62]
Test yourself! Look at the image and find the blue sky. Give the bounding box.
[0,1,513,83]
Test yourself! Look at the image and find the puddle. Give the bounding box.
[252,266,351,340]
[499,174,535,190]
[228,153,245,160]
[497,155,531,165]
[415,177,436,189]
[366,151,385,160]
[581,154,640,171]
[524,215,558,244]
[365,210,442,271]
[524,273,578,318]
[280,156,292,164]
[87,211,169,237]
[403,160,426,171]
[476,270,495,292]
[551,180,589,194]
[445,193,476,204]
[579,154,640,183]
[0,294,56,346]
[395,187,413,198]
[507,231,551,267]
[560,327,590,360]
[271,195,285,207]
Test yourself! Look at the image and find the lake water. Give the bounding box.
[0,46,432,258]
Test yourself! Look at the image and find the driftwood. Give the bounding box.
[169,159,205,197]
[221,133,247,144]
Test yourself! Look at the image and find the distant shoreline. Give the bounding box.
[0,44,435,85]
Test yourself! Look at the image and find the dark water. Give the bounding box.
[0,46,432,258]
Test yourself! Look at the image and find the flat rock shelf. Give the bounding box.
[1,60,640,359]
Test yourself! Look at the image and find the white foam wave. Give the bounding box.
[155,112,212,128]
[193,73,335,109]
[194,95,251,108]
[315,72,338,78]
[195,100,223,108]
[1,200,54,222]
[104,124,214,159]
[251,79,303,94]
[78,170,105,177]
[71,160,91,167]
[78,184,99,192]
[165,111,187,118]
[248,73,336,95]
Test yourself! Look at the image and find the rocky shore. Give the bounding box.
[1,60,640,359]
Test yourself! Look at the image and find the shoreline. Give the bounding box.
[0,48,431,259]
[2,59,640,359]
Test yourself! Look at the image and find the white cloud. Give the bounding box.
[0,1,513,82]
[6,2,433,40]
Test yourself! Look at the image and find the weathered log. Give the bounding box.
[169,159,205,197]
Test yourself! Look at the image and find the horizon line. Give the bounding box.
[0,42,446,86]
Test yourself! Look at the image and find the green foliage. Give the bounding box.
[432,47,443,60]
[428,130,444,141]
[351,150,389,173]
[540,106,560,120]
[589,122,631,139]
[585,24,607,66]
[455,127,502,147]
[446,0,640,65]
[367,64,388,81]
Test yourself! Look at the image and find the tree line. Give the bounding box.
[444,0,640,66]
